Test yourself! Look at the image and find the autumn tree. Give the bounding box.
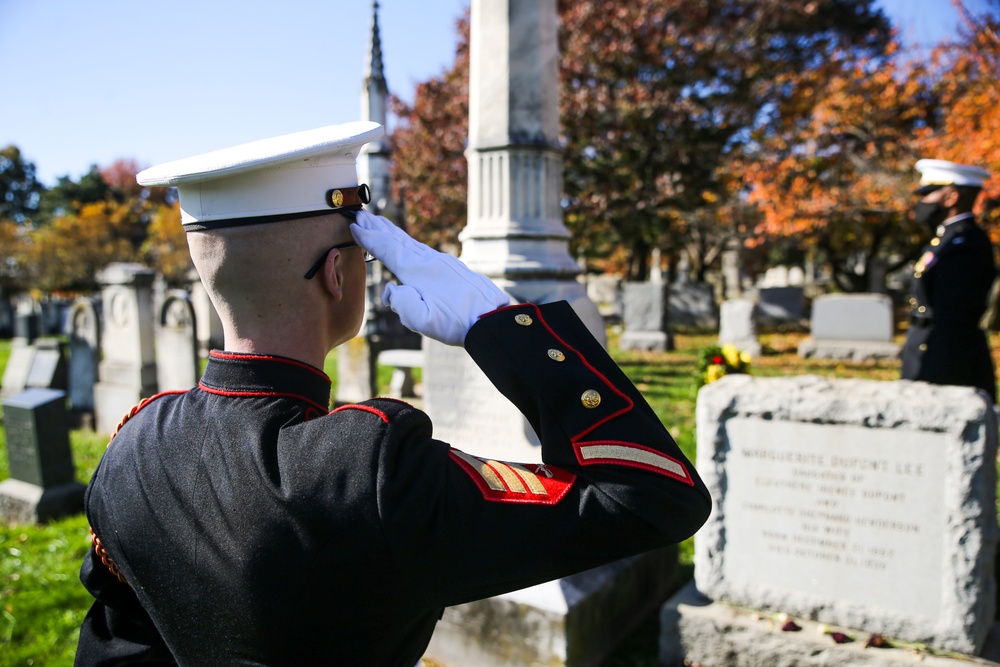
[743,45,935,291]
[390,13,471,251]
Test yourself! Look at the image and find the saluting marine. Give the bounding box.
[902,159,996,403]
[74,122,711,666]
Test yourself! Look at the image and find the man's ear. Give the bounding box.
[320,248,344,302]
[943,187,961,209]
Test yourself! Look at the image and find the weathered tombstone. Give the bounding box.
[67,297,101,413]
[25,339,68,391]
[718,299,761,357]
[0,388,86,524]
[661,375,998,664]
[756,286,805,324]
[423,1,666,665]
[13,311,39,344]
[620,282,673,351]
[188,271,224,356]
[669,282,718,329]
[788,266,805,286]
[760,265,790,288]
[0,297,14,338]
[156,290,199,391]
[585,275,622,322]
[93,263,158,435]
[1,340,36,398]
[798,293,901,361]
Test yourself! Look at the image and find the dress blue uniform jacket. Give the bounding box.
[75,301,711,666]
[901,214,996,402]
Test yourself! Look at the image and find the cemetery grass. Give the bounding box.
[0,332,996,666]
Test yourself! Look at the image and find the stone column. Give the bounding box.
[67,297,101,415]
[93,263,157,435]
[424,0,604,464]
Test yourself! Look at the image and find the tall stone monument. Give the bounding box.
[423,2,668,666]
[156,290,199,391]
[424,0,604,463]
[93,263,157,434]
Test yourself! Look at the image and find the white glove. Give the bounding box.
[351,211,510,346]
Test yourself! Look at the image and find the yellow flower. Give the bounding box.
[722,344,741,368]
[739,351,752,366]
[705,363,727,384]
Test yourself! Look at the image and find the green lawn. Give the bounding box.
[0,330,970,666]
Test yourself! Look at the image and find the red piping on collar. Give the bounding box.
[331,404,390,423]
[197,382,329,414]
[209,350,330,382]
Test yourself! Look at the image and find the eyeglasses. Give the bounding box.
[303,241,376,279]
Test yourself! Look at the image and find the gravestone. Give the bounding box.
[0,298,13,338]
[13,311,39,344]
[585,275,622,322]
[0,340,36,398]
[423,1,658,665]
[718,299,761,357]
[721,241,743,299]
[0,388,86,524]
[669,282,718,329]
[620,282,672,351]
[798,293,901,361]
[661,375,998,664]
[756,286,805,324]
[67,297,101,413]
[156,290,199,391]
[25,339,68,391]
[93,263,158,435]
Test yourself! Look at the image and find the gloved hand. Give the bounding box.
[351,211,510,346]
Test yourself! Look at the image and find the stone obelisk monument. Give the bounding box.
[424,2,676,666]
[423,0,604,463]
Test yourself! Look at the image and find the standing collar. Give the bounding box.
[199,350,332,413]
[942,211,975,227]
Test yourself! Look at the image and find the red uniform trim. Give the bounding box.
[331,404,390,423]
[209,350,330,381]
[449,450,576,505]
[572,439,694,486]
[197,383,329,415]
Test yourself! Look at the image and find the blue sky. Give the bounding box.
[0,0,991,187]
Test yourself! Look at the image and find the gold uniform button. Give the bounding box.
[515,314,533,326]
[547,349,566,362]
[919,344,928,352]
[330,189,344,207]
[581,390,601,409]
[917,306,926,313]
[909,297,917,306]
[931,238,940,246]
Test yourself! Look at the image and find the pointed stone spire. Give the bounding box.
[364,1,386,87]
[361,0,389,137]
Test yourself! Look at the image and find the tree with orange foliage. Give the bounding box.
[743,44,935,291]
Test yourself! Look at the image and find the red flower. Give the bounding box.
[865,634,890,648]
[712,355,724,364]
[781,620,801,632]
[829,632,852,644]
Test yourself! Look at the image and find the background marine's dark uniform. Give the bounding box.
[76,301,711,666]
[901,213,997,402]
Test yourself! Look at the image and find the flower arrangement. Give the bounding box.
[697,344,751,385]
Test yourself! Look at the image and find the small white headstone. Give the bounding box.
[718,299,760,357]
[798,293,900,361]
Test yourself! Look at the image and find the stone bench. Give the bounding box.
[377,349,423,398]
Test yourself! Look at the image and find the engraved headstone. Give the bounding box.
[67,298,101,413]
[669,282,718,329]
[188,271,224,356]
[1,341,36,398]
[25,339,67,391]
[798,293,901,361]
[718,299,761,357]
[756,286,805,324]
[620,282,673,351]
[156,291,199,391]
[664,375,998,659]
[93,263,158,434]
[0,388,86,524]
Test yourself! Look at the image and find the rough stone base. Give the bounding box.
[661,582,1000,667]
[797,338,901,361]
[620,331,674,352]
[424,546,678,667]
[0,478,86,525]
